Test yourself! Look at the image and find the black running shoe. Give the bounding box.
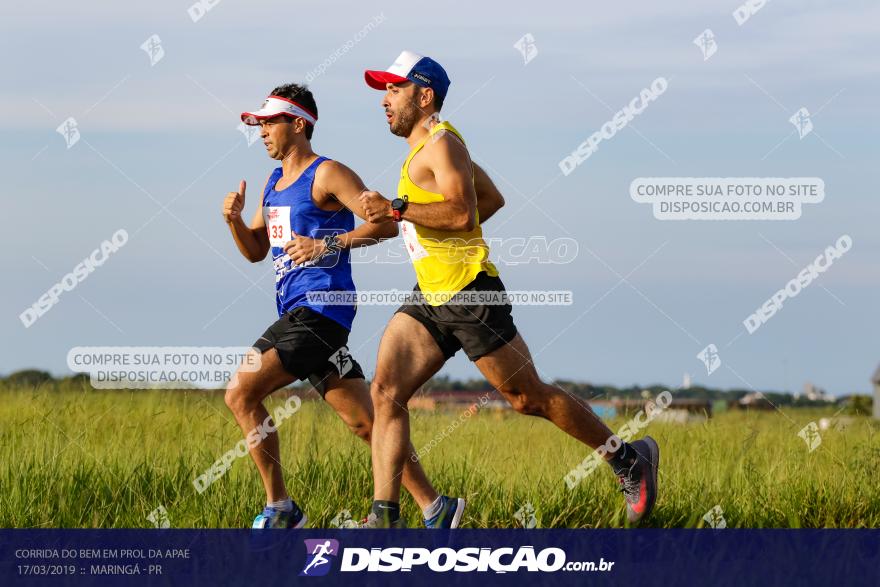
[613,436,660,523]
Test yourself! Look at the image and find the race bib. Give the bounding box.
[401,220,429,261]
[263,206,291,247]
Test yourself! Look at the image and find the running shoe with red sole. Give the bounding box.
[615,436,659,523]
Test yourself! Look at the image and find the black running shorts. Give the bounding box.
[252,306,364,395]
[395,272,519,361]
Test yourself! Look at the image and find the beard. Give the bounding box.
[389,98,420,137]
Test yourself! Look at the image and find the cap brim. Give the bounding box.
[364,70,409,90]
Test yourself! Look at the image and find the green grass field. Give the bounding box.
[2,385,879,528]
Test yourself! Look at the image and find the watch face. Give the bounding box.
[392,198,405,211]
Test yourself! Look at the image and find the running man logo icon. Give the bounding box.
[514,502,539,529]
[798,422,822,452]
[513,33,538,65]
[300,539,339,577]
[140,34,165,66]
[702,505,727,529]
[56,117,80,149]
[237,122,260,146]
[329,509,358,529]
[422,112,446,144]
[331,346,353,376]
[146,505,170,528]
[696,344,721,376]
[789,107,813,139]
[693,29,718,61]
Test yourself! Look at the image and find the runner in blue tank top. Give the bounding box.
[261,155,356,330]
[221,83,460,530]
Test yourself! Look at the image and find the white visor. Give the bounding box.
[241,96,317,126]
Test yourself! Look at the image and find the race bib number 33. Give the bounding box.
[263,206,292,247]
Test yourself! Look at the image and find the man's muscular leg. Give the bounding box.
[323,375,440,510]
[224,348,296,501]
[369,313,446,518]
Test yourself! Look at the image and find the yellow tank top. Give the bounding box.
[398,121,499,306]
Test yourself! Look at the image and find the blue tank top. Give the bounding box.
[261,156,356,330]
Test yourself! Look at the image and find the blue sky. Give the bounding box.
[2,0,877,395]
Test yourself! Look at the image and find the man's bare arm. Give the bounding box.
[224,176,271,262]
[319,161,398,247]
[361,135,500,231]
[285,161,398,265]
[393,133,478,231]
[405,134,476,231]
[474,163,505,223]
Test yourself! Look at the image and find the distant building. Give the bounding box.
[733,391,775,410]
[588,400,617,419]
[682,373,692,390]
[872,365,880,420]
[801,382,834,403]
[409,390,508,411]
[608,397,712,420]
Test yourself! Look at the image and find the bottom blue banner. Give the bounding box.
[2,529,877,586]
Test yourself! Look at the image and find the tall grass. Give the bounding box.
[1,385,878,528]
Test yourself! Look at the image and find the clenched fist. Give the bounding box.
[284,233,328,265]
[359,190,392,223]
[223,180,246,223]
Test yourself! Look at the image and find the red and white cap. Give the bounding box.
[240,95,318,126]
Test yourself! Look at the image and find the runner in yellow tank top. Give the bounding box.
[358,51,660,529]
[397,120,499,304]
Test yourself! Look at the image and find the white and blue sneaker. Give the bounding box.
[252,504,307,529]
[423,496,466,529]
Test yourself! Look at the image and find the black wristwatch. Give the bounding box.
[391,196,408,222]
